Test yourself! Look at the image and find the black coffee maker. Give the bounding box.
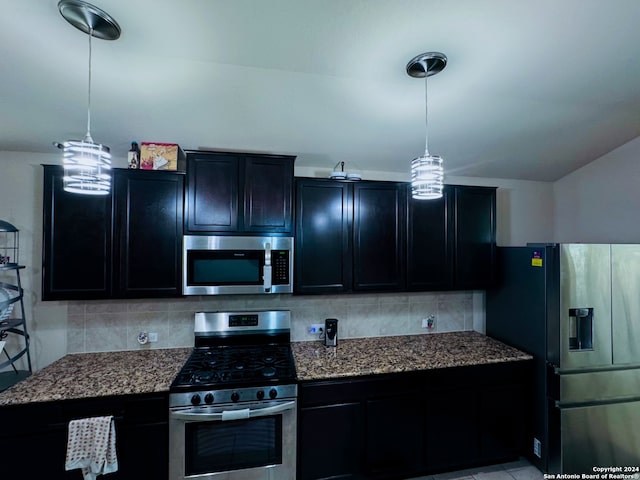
[324,318,338,347]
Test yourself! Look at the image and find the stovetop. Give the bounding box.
[170,344,297,392]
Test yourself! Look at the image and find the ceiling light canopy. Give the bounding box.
[57,0,120,195]
[407,52,447,200]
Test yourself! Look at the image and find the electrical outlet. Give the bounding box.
[533,438,541,458]
[148,332,158,343]
[137,332,148,345]
[421,314,436,329]
[308,324,324,334]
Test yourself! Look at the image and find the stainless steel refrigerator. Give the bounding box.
[486,244,640,474]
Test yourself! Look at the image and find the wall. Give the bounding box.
[554,136,640,243]
[1,151,553,370]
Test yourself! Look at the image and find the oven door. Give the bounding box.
[169,399,297,480]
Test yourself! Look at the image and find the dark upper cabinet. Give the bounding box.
[42,165,112,300]
[243,155,293,233]
[185,151,294,235]
[353,182,405,291]
[452,185,497,289]
[294,178,405,294]
[113,169,184,298]
[407,186,452,290]
[407,184,496,291]
[294,179,351,294]
[185,153,238,232]
[42,165,184,301]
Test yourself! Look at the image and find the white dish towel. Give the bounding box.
[65,415,118,479]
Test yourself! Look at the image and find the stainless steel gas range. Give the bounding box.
[169,310,297,480]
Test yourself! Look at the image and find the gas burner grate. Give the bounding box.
[172,344,296,389]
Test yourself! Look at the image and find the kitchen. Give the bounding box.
[1,1,640,479]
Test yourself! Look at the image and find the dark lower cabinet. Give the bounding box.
[425,388,479,471]
[298,361,531,480]
[0,393,169,479]
[299,402,364,480]
[365,396,423,478]
[42,165,184,300]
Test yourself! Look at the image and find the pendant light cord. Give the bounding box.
[85,28,93,143]
[423,59,430,156]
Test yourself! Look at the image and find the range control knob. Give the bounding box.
[204,393,214,404]
[231,392,240,403]
[269,388,278,399]
[191,394,201,406]
[256,390,265,400]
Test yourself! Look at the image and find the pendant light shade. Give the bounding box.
[57,0,120,195]
[406,52,447,200]
[411,154,444,200]
[61,139,111,195]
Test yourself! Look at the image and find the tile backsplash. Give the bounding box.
[66,291,480,354]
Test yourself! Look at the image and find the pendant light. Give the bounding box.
[57,0,121,195]
[406,52,447,200]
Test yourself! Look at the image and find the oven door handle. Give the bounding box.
[170,400,296,422]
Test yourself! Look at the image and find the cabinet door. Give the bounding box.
[353,182,405,291]
[406,186,453,290]
[452,185,496,289]
[299,403,364,480]
[42,165,112,300]
[294,179,351,294]
[185,153,239,232]
[425,387,479,471]
[365,396,424,478]
[114,170,184,297]
[479,385,526,463]
[243,155,294,233]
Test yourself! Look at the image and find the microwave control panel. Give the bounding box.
[272,250,290,285]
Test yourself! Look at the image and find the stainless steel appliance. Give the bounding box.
[182,235,294,295]
[487,244,640,474]
[169,310,297,480]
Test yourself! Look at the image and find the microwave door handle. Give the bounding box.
[263,242,272,292]
[170,401,296,422]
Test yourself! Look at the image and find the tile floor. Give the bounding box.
[408,458,544,480]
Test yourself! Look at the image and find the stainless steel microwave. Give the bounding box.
[183,235,293,295]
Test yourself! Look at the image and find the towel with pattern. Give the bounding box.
[65,415,118,479]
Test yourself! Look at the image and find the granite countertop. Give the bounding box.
[292,331,532,381]
[0,347,192,406]
[0,332,530,406]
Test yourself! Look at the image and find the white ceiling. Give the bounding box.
[2,0,640,182]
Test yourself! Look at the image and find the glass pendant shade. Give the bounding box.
[58,0,120,195]
[411,153,444,200]
[62,137,111,195]
[406,52,447,200]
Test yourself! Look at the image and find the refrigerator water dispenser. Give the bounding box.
[568,307,593,350]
